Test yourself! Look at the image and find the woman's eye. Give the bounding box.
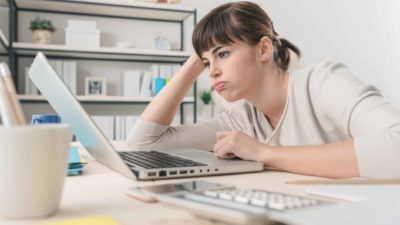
[218,51,230,58]
[203,61,210,68]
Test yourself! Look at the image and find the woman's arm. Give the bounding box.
[214,131,359,178]
[141,53,205,125]
[263,140,359,178]
[127,53,223,151]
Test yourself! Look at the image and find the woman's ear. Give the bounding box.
[258,36,273,62]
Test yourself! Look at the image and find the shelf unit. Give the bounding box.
[4,0,198,124]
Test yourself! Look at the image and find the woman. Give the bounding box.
[127,1,400,179]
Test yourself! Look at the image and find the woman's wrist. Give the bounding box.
[181,52,205,78]
[257,143,275,164]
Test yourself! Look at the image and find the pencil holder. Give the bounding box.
[0,124,72,218]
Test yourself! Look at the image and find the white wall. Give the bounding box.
[183,0,400,109]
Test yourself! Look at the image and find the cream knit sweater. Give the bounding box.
[127,61,400,178]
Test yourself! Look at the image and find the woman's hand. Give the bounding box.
[213,131,269,161]
[140,52,205,125]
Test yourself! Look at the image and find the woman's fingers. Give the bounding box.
[214,132,236,158]
[216,131,229,140]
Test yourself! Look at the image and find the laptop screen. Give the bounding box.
[28,52,135,179]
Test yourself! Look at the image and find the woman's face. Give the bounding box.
[201,41,263,102]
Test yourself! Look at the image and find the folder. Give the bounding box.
[40,215,119,225]
[68,147,87,176]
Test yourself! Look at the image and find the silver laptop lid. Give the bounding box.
[29,52,135,180]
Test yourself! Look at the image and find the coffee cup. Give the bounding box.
[0,124,72,218]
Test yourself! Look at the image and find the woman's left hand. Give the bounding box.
[213,131,267,161]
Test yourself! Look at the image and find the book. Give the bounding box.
[140,71,152,97]
[69,61,77,95]
[122,70,141,97]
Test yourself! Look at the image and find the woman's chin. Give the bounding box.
[221,94,241,103]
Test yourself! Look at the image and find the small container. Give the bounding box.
[31,114,61,124]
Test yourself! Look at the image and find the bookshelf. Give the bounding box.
[4,0,198,126]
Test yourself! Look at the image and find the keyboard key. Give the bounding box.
[204,190,218,198]
[268,201,286,210]
[219,191,234,200]
[234,195,250,204]
[250,198,268,207]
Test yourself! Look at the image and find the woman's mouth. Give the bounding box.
[213,81,227,92]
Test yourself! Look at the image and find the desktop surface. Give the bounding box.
[0,141,332,225]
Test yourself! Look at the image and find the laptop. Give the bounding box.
[28,52,264,180]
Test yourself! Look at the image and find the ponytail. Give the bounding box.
[272,37,301,71]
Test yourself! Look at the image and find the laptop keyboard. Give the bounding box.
[119,151,207,169]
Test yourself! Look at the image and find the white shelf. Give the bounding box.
[14,0,195,22]
[19,95,195,104]
[13,42,191,62]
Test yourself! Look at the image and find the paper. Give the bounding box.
[306,184,400,202]
[280,200,400,225]
[40,215,119,225]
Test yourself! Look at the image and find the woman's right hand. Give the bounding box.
[185,52,206,79]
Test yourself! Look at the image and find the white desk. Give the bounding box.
[0,141,332,225]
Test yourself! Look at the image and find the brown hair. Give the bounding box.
[192,1,301,71]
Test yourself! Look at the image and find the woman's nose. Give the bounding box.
[209,63,221,78]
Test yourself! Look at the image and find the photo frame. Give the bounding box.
[85,77,107,96]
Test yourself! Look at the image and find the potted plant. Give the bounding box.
[199,88,214,120]
[29,16,56,44]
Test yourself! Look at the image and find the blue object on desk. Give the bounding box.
[68,147,85,176]
[31,114,61,124]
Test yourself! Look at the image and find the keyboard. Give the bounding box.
[119,151,207,169]
[183,188,327,213]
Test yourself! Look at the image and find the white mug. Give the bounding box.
[0,124,72,218]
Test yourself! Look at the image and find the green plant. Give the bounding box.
[29,17,55,32]
[199,89,212,105]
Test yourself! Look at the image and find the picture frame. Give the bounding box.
[85,77,107,96]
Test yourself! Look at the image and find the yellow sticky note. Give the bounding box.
[40,215,119,225]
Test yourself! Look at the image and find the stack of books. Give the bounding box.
[122,64,182,98]
[68,147,87,176]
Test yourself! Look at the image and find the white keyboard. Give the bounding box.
[158,188,331,225]
[183,188,327,213]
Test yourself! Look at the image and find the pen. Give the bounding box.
[0,63,26,126]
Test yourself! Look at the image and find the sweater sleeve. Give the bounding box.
[126,103,250,151]
[312,61,400,178]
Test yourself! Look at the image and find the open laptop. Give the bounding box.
[28,52,263,180]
